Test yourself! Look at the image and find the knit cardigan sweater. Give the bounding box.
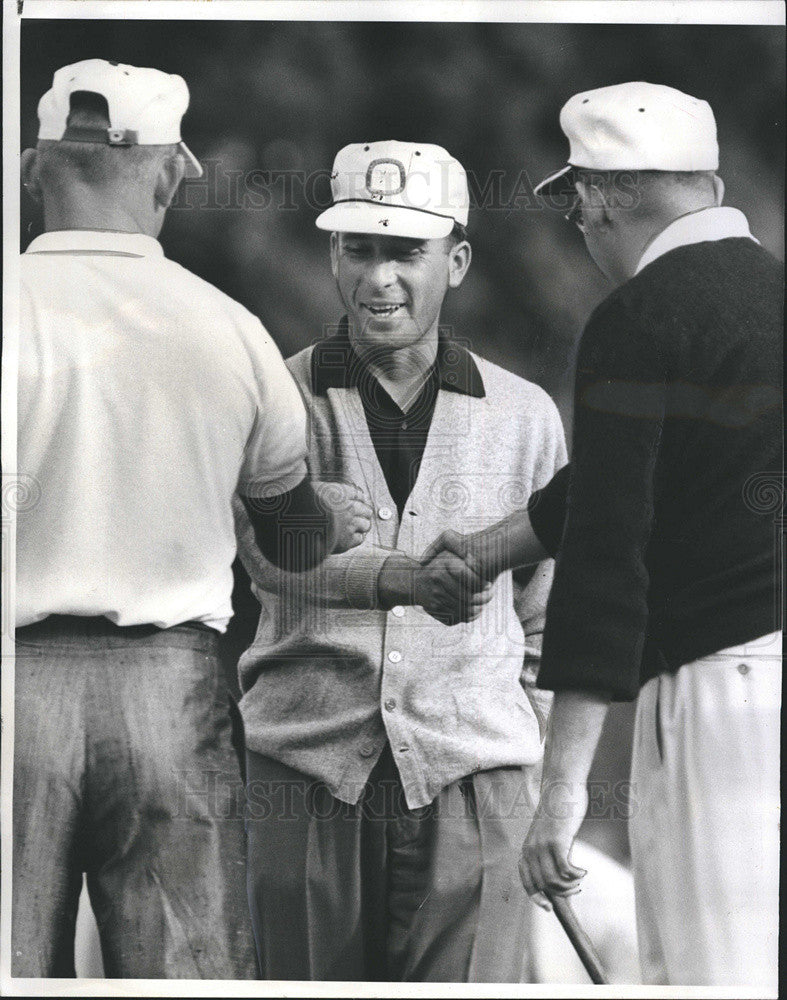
[236,344,567,808]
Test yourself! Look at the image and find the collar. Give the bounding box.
[311,317,485,398]
[25,230,164,258]
[635,207,758,275]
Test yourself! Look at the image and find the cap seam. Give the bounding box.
[330,198,458,222]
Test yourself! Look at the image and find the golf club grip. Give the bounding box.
[549,892,609,985]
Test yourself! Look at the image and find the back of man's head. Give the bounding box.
[535,82,724,282]
[574,168,719,223]
[24,59,202,236]
[36,91,175,195]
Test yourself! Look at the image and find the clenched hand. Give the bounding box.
[518,779,588,910]
[313,481,373,554]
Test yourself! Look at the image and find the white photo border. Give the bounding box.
[2,2,783,997]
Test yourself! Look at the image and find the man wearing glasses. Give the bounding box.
[426,82,782,989]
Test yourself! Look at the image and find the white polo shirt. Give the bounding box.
[17,229,307,631]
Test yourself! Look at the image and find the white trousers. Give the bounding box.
[629,631,781,990]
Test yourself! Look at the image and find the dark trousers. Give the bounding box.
[12,616,258,979]
[245,743,540,982]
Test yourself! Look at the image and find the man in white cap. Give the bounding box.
[234,140,567,981]
[428,82,782,988]
[14,59,370,979]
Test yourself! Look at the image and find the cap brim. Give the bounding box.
[179,141,203,179]
[315,202,454,239]
[533,163,576,198]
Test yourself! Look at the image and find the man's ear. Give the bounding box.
[155,151,187,209]
[576,178,613,226]
[329,232,340,280]
[447,239,472,289]
[21,148,42,204]
[712,174,725,207]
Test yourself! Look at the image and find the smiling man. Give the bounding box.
[233,140,567,981]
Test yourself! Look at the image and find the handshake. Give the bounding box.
[315,481,502,626]
[379,533,495,626]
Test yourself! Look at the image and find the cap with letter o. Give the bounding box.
[534,81,718,198]
[316,140,469,239]
[37,58,203,178]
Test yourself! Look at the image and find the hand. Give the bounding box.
[414,550,493,625]
[518,779,589,911]
[313,481,373,554]
[419,528,472,567]
[419,528,503,583]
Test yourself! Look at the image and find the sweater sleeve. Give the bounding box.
[233,493,392,611]
[234,346,396,611]
[537,294,666,700]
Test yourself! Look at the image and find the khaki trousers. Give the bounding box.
[245,744,540,981]
[630,632,781,990]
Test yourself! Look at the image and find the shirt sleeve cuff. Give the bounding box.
[238,463,307,499]
[536,657,639,702]
[528,463,571,558]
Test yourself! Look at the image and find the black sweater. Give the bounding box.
[531,238,783,700]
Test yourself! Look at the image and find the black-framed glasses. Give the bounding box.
[564,194,587,233]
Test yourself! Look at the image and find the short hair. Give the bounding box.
[574,168,717,215]
[36,91,177,190]
[448,221,469,245]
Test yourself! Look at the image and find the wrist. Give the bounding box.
[535,777,589,828]
[465,529,502,581]
[377,551,419,609]
[325,510,339,555]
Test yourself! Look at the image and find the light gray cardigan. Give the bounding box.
[236,345,567,808]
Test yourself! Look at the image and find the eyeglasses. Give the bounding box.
[564,194,587,234]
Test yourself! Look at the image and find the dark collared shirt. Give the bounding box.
[311,318,485,516]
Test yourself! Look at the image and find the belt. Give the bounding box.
[15,614,219,641]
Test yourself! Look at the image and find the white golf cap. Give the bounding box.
[37,58,203,178]
[534,81,718,197]
[315,140,469,239]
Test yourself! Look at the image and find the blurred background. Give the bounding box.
[19,17,784,888]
